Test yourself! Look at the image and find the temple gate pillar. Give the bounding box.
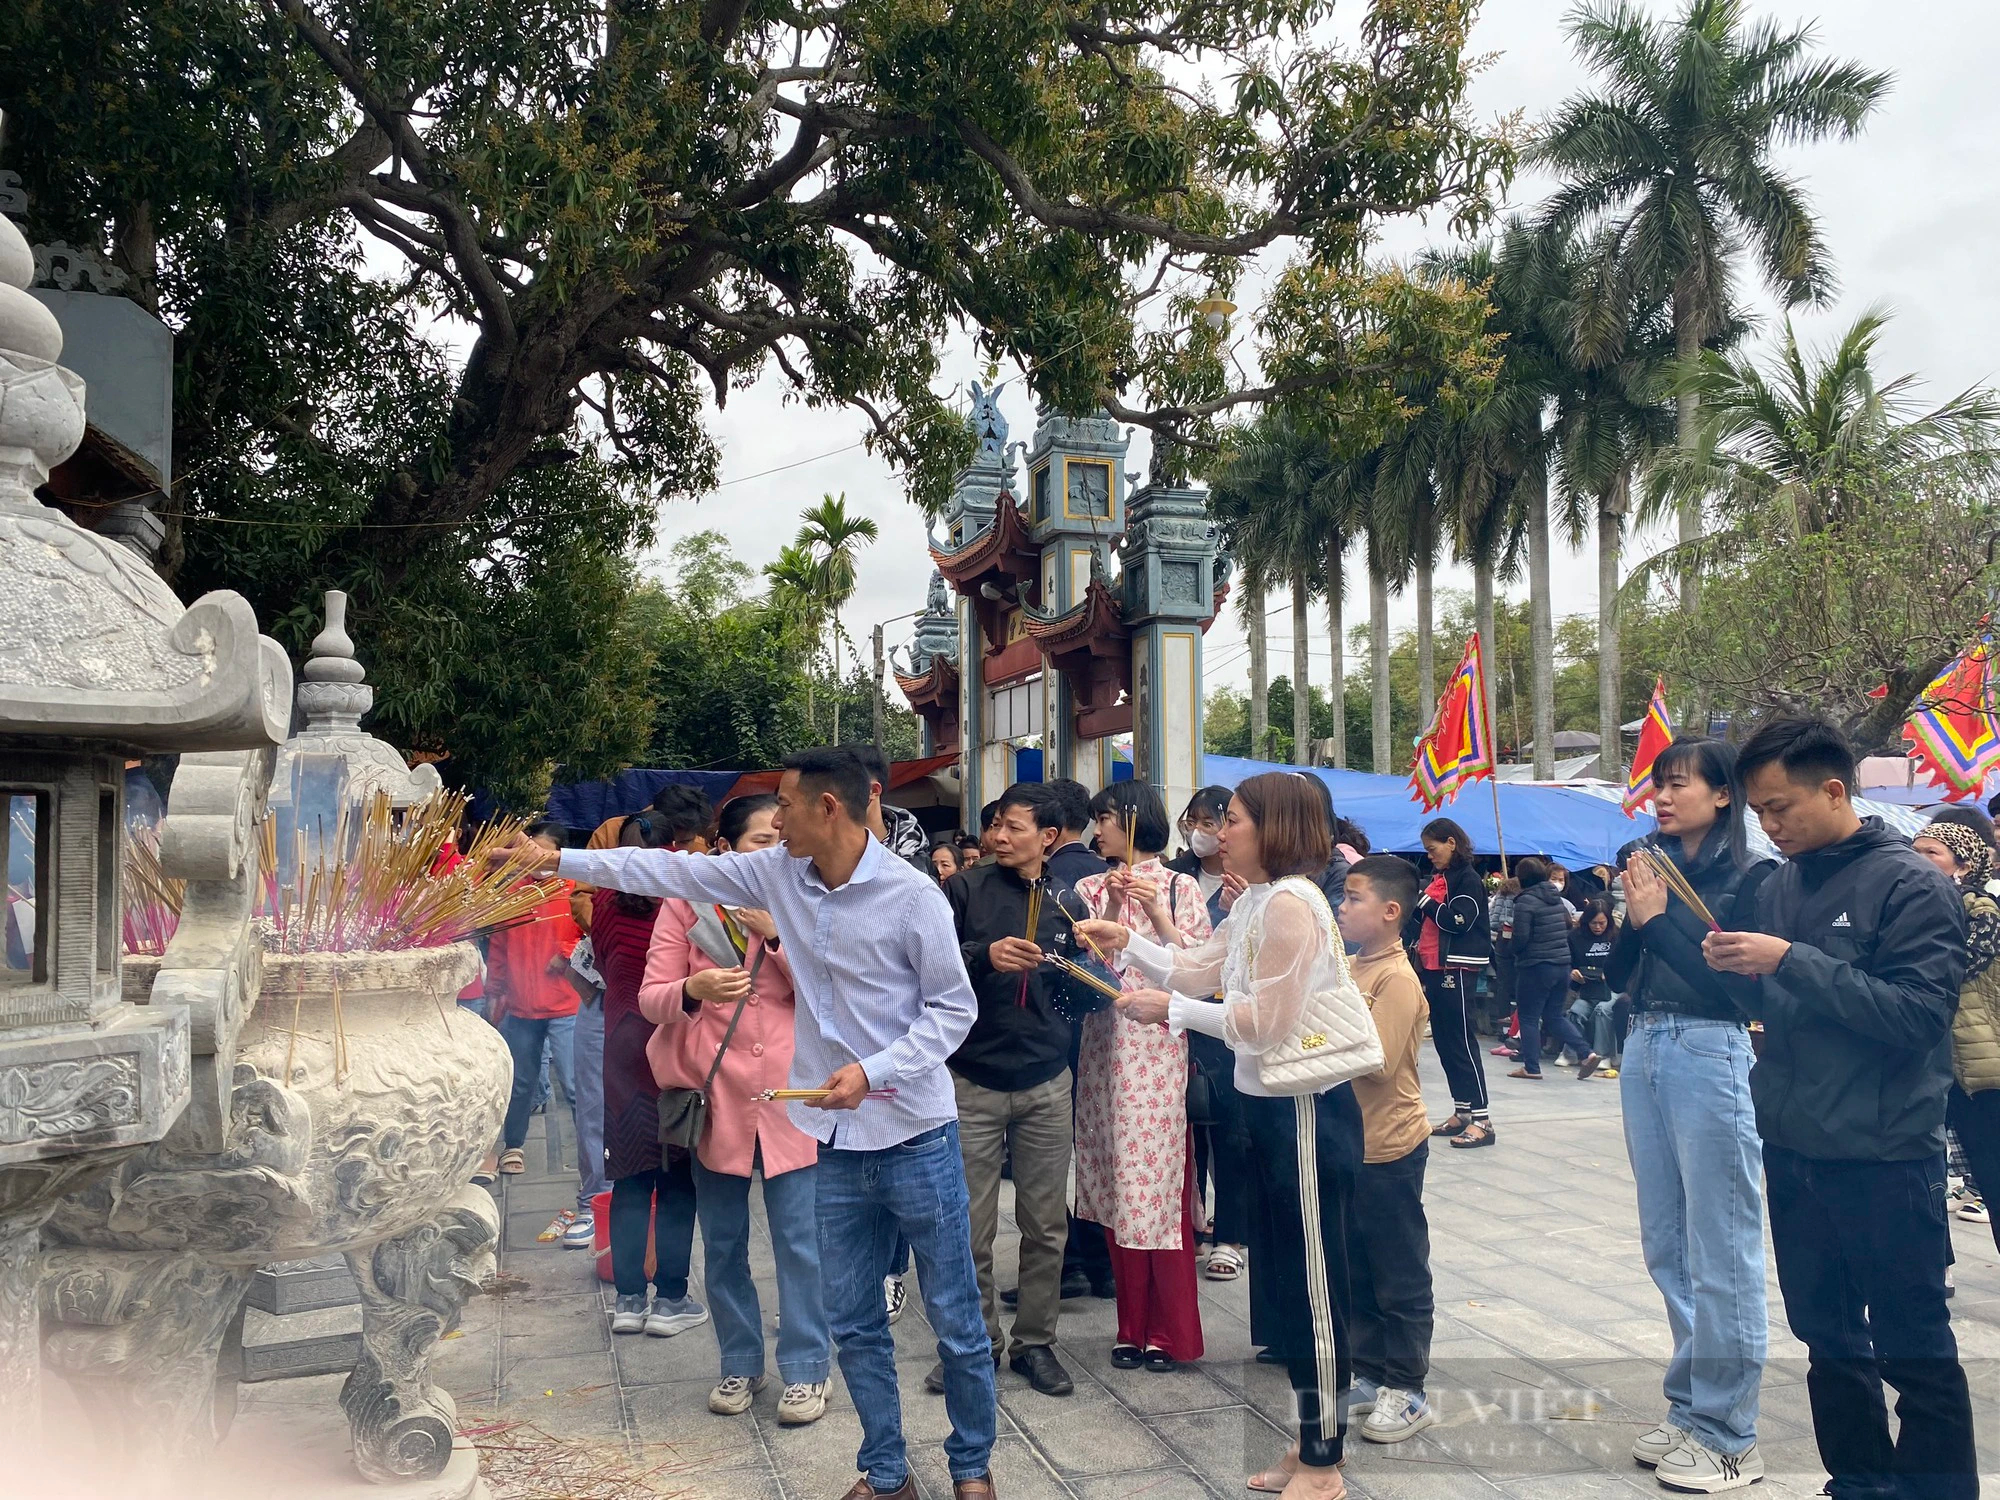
[1122,472,1223,823]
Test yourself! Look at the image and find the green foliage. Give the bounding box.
[2,0,1506,790]
[639,532,919,771]
[1641,477,2000,751]
[1531,0,1891,337]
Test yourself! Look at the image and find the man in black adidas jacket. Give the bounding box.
[1706,716,1972,1500]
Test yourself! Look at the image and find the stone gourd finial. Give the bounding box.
[278,590,442,808]
[303,589,368,688]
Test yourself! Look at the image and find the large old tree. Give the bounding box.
[2,0,1508,795]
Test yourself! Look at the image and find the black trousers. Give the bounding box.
[1189,1031,1254,1246]
[1512,962,1591,1076]
[1764,1144,1976,1500]
[1061,1025,1116,1285]
[1346,1142,1434,1392]
[1947,1084,2000,1256]
[1422,967,1490,1113]
[1242,1086,1363,1468]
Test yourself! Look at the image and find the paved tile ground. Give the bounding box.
[243,1048,2000,1499]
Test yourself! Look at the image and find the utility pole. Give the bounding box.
[871,622,886,756]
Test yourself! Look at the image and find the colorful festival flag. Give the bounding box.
[1623,679,1676,815]
[1902,641,2000,799]
[1409,633,1496,811]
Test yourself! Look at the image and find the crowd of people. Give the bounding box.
[464,715,1993,1500]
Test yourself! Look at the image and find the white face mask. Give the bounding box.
[1189,829,1221,858]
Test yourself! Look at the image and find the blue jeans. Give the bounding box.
[692,1153,830,1384]
[818,1122,996,1488]
[569,999,608,1210]
[499,1013,575,1151]
[1621,1015,1765,1456]
[1765,1144,1975,1500]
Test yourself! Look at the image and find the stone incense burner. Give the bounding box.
[43,941,508,1493]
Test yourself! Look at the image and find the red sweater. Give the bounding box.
[487,883,582,1020]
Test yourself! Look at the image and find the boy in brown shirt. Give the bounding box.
[1337,855,1438,1443]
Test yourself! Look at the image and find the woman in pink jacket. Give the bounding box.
[638,793,831,1427]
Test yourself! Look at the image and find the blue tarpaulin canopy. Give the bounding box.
[544,769,746,833]
[1200,755,1658,870]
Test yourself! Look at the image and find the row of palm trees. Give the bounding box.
[1211,0,1901,780]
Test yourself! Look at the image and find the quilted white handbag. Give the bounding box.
[1248,877,1385,1096]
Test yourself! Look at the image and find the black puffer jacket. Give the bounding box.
[1508,880,1573,969]
[1608,824,1774,1023]
[1747,817,1968,1162]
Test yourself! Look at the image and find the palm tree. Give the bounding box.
[1532,0,1890,605]
[1212,413,1350,764]
[764,542,829,731]
[1656,309,2000,535]
[1424,226,1567,775]
[795,493,880,740]
[1540,232,1676,783]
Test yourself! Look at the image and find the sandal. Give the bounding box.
[498,1148,527,1174]
[1111,1344,1143,1370]
[1143,1347,1176,1372]
[1247,1446,1344,1493]
[1449,1121,1496,1149]
[1203,1244,1245,1282]
[1429,1114,1468,1137]
[1507,1068,1542,1080]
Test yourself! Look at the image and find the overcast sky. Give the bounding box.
[644,0,2000,696]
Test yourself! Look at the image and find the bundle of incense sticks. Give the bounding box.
[262,788,559,953]
[755,1087,901,1102]
[1640,846,1720,931]
[1045,951,1126,1003]
[1024,877,1043,943]
[1053,894,1115,966]
[122,823,184,955]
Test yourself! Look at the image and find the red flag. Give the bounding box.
[1904,641,2000,799]
[1410,634,1496,810]
[1624,679,1675,815]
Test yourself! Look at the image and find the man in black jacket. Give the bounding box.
[938,782,1078,1398]
[1709,716,1972,1500]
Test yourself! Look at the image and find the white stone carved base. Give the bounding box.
[43,943,508,1485]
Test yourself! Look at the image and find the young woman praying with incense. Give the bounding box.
[1608,736,1776,1486]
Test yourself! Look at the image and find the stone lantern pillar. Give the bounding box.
[1121,461,1222,823]
[0,185,290,1438]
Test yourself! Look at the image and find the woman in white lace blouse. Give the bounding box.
[1080,772,1366,1500]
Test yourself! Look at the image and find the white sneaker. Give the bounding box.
[777,1380,829,1425]
[708,1374,768,1415]
[1654,1438,1763,1493]
[885,1274,907,1324]
[1960,1198,1992,1224]
[1343,1376,1380,1416]
[611,1293,649,1335]
[645,1294,710,1337]
[1361,1387,1437,1444]
[1634,1422,1693,1468]
[561,1208,596,1249]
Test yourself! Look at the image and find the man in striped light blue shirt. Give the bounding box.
[520,747,997,1500]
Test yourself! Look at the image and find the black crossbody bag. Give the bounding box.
[658,943,766,1151]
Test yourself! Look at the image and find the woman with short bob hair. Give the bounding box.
[1072,780,1211,1369]
[1079,772,1366,1498]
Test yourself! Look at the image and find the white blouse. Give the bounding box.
[1118,880,1339,1100]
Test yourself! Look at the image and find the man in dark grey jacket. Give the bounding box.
[1708,716,1972,1500]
